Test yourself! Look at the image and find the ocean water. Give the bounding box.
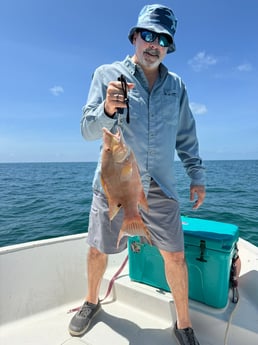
[0,160,257,248]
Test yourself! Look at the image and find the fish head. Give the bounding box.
[102,127,129,163]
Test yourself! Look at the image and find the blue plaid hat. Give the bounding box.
[128,4,177,53]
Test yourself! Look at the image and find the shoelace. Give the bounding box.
[78,302,96,318]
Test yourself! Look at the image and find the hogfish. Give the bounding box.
[100,127,152,247]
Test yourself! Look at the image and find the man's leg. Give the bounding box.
[85,247,108,303]
[160,250,201,344]
[68,247,107,336]
[159,250,191,329]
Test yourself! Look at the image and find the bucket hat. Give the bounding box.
[128,4,177,53]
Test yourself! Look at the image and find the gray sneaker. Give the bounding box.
[174,322,200,345]
[68,301,101,337]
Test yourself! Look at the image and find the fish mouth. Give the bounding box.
[102,127,129,162]
[102,127,121,138]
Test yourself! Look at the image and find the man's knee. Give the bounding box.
[159,249,185,266]
[88,247,107,261]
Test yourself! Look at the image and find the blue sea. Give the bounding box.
[0,160,257,248]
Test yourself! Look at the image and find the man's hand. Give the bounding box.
[104,81,134,117]
[190,185,206,209]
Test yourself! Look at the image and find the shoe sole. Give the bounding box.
[68,306,102,337]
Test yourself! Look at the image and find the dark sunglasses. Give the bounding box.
[139,30,171,48]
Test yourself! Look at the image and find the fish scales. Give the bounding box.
[100,127,152,247]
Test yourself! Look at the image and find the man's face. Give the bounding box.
[132,31,169,70]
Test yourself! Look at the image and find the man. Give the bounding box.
[69,4,206,345]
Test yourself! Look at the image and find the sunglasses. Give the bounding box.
[139,30,171,48]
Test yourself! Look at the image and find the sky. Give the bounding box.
[0,0,257,162]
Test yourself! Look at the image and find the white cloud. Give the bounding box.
[49,85,64,96]
[188,51,217,72]
[236,63,253,72]
[190,102,207,115]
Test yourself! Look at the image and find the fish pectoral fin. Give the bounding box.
[116,215,152,248]
[108,201,122,220]
[100,178,121,220]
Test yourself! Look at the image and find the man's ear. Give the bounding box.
[132,32,137,44]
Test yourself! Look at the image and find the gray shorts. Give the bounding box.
[87,179,184,254]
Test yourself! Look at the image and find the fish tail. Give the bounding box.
[116,215,152,248]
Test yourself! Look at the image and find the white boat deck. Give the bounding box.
[0,235,257,345]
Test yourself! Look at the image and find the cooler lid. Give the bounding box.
[181,216,239,251]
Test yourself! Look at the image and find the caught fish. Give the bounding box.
[100,127,152,247]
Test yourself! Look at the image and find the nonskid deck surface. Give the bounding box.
[0,265,175,345]
[0,236,257,345]
[0,286,214,345]
[1,271,258,345]
[0,285,173,345]
[0,302,173,345]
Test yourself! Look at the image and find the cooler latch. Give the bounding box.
[196,240,207,262]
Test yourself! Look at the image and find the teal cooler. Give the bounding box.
[128,216,239,308]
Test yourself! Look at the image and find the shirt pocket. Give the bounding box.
[127,89,145,120]
[161,89,179,125]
